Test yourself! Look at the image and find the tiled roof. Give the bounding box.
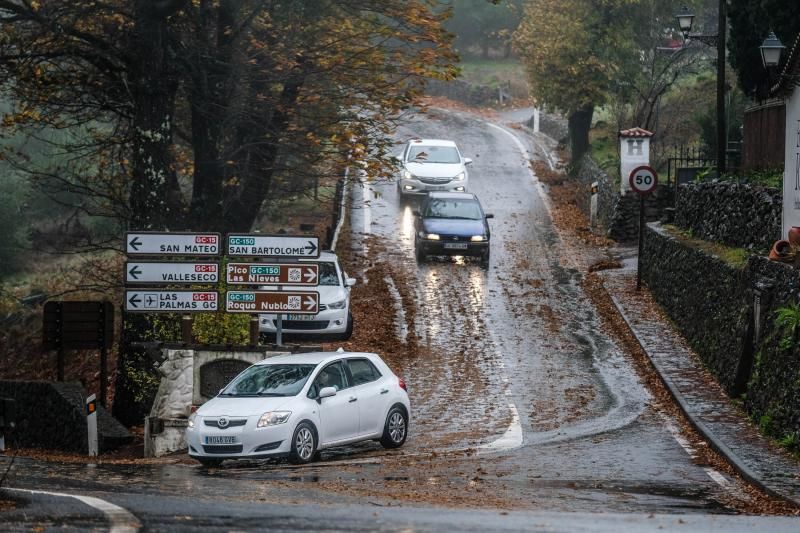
[618,127,654,138]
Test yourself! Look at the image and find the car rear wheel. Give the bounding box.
[380,406,408,449]
[289,422,317,464]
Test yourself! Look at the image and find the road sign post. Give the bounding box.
[125,290,219,313]
[125,232,221,256]
[629,165,659,291]
[226,291,319,314]
[226,234,320,259]
[86,394,98,457]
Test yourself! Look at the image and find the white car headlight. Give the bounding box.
[453,171,466,181]
[188,413,197,428]
[328,298,347,309]
[470,235,486,242]
[403,170,416,180]
[425,233,440,241]
[257,411,292,428]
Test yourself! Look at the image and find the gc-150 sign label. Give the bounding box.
[226,263,318,286]
[226,234,319,258]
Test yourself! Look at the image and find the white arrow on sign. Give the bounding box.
[304,295,317,310]
[303,268,317,283]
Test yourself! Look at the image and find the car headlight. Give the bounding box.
[470,235,486,242]
[453,171,466,181]
[403,170,416,180]
[425,233,440,240]
[188,413,197,428]
[328,298,347,309]
[257,411,292,428]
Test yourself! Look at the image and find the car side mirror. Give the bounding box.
[319,386,337,399]
[485,213,494,219]
[345,277,356,287]
[412,210,421,217]
[393,155,403,164]
[464,157,473,166]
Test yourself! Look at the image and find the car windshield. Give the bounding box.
[423,198,483,220]
[318,261,340,286]
[407,145,461,164]
[220,364,316,397]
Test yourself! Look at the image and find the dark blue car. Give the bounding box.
[413,192,493,267]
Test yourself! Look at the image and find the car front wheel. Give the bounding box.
[289,422,317,464]
[415,243,426,263]
[380,406,408,449]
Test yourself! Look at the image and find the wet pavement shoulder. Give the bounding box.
[598,264,800,508]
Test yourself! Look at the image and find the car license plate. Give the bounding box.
[429,186,447,191]
[205,436,237,445]
[287,314,315,321]
[444,243,469,250]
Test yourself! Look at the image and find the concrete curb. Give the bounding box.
[602,277,800,509]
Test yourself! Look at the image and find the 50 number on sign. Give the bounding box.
[629,165,658,195]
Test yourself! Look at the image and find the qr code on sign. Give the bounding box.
[287,296,301,310]
[288,268,301,283]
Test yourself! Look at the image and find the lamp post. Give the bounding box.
[675,3,728,174]
[760,30,785,70]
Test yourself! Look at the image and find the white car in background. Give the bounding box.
[186,350,411,466]
[259,251,355,340]
[396,138,472,198]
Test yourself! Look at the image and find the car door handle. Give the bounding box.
[349,397,358,403]
[380,389,389,394]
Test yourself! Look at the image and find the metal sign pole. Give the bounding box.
[249,315,259,346]
[86,394,98,457]
[637,195,645,291]
[181,314,194,344]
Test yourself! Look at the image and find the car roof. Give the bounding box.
[299,250,337,263]
[424,191,479,201]
[407,138,457,147]
[255,350,377,366]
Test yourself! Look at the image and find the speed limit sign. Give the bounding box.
[629,165,658,195]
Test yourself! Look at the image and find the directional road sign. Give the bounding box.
[125,232,221,256]
[226,234,319,258]
[226,291,319,314]
[629,165,658,195]
[226,263,318,286]
[125,290,218,312]
[125,261,219,284]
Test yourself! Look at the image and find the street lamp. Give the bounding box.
[675,3,728,174]
[760,30,785,69]
[676,6,694,40]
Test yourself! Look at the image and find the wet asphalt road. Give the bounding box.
[2,108,799,530]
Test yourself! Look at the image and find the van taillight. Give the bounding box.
[398,377,407,391]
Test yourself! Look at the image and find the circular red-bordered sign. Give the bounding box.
[629,165,658,195]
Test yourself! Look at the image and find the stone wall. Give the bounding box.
[642,226,800,439]
[535,111,569,144]
[675,180,781,252]
[641,224,751,393]
[0,381,130,453]
[576,156,674,242]
[743,257,800,439]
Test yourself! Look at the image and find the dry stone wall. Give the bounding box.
[642,225,800,439]
[675,181,781,252]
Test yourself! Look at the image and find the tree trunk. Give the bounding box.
[128,0,186,231]
[568,106,594,162]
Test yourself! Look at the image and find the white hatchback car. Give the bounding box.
[186,351,410,466]
[259,251,355,340]
[396,138,472,198]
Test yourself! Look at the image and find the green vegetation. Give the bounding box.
[663,224,750,268]
[773,303,800,351]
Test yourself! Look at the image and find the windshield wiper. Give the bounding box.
[256,392,286,397]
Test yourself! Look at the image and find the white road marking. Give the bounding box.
[360,169,372,235]
[330,166,350,252]
[384,275,409,345]
[477,403,523,454]
[7,487,141,532]
[660,415,732,490]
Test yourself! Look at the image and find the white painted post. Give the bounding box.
[533,108,540,133]
[86,394,98,457]
[590,181,599,229]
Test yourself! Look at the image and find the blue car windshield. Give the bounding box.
[423,199,482,220]
[220,364,316,397]
[407,145,461,164]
